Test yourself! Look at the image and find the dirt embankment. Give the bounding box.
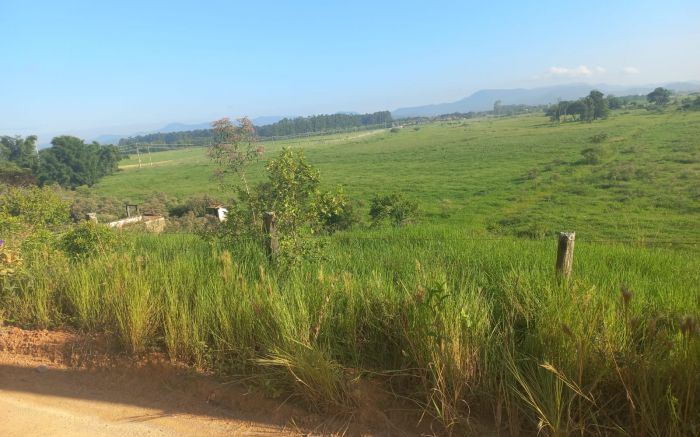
[0,327,426,436]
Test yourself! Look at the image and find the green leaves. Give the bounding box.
[37,136,121,188]
[0,186,70,231]
[369,192,418,226]
[60,221,120,259]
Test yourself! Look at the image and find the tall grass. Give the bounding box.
[2,230,698,435]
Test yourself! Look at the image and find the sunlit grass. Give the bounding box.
[4,230,698,434]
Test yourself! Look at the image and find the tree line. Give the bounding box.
[545,90,611,122]
[546,88,677,122]
[119,111,393,146]
[0,135,122,188]
[255,111,392,137]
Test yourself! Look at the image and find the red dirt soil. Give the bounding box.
[0,326,428,436]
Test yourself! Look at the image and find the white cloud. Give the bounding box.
[622,66,640,75]
[547,65,603,78]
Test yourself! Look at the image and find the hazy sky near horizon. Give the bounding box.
[1,0,699,141]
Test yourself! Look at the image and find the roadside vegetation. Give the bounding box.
[1,96,699,435]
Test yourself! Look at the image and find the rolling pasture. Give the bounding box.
[97,109,700,243]
[9,108,700,434]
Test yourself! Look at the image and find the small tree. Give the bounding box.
[369,193,418,226]
[315,186,356,233]
[647,87,671,106]
[255,148,319,236]
[589,90,610,120]
[217,147,325,264]
[208,117,264,224]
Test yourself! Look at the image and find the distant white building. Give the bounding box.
[207,204,228,222]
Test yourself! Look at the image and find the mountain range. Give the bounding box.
[391,81,700,118]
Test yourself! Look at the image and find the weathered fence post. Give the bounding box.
[556,232,575,279]
[263,212,279,260]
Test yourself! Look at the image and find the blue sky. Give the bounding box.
[1,0,699,142]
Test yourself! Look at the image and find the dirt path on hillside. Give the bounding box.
[0,327,418,436]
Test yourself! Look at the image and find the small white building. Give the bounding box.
[207,204,228,222]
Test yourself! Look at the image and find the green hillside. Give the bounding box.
[95,109,700,243]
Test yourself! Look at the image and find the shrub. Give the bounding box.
[315,187,357,233]
[390,127,401,133]
[369,193,418,226]
[60,221,119,259]
[141,192,178,216]
[589,132,608,143]
[0,186,70,231]
[168,194,223,218]
[580,145,609,165]
[0,240,23,277]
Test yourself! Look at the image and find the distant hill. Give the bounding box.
[392,82,700,118]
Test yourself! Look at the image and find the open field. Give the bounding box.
[4,108,700,435]
[95,110,700,243]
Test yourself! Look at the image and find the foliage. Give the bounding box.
[0,160,37,186]
[0,135,39,171]
[647,87,672,106]
[37,136,122,188]
[315,186,357,233]
[546,89,610,122]
[0,240,23,277]
[168,194,223,217]
[0,231,697,434]
[580,145,610,165]
[589,132,608,143]
[119,111,393,146]
[60,221,120,259]
[140,191,178,216]
[67,187,125,223]
[258,148,320,232]
[680,95,700,111]
[95,109,700,244]
[240,148,323,264]
[3,108,700,433]
[256,111,392,137]
[208,117,264,221]
[0,186,70,232]
[369,193,418,226]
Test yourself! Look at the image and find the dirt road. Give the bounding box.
[0,327,379,436]
[0,355,301,436]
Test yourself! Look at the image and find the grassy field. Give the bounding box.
[96,109,700,243]
[4,108,700,434]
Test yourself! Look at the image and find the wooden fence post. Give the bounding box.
[556,232,575,278]
[263,212,279,260]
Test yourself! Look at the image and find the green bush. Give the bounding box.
[589,132,608,143]
[0,186,70,231]
[315,187,357,233]
[60,221,119,259]
[580,145,610,165]
[369,193,418,226]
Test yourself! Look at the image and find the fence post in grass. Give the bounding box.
[263,211,279,260]
[556,232,575,279]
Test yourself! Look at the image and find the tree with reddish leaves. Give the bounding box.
[208,117,265,224]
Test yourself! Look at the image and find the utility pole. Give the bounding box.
[136,144,142,169]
